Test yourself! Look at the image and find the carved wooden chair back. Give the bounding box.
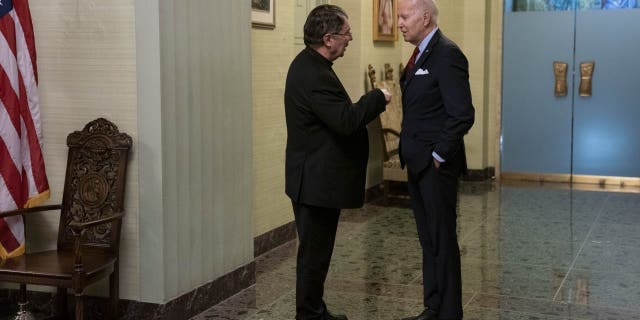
[0,118,132,319]
[57,118,132,255]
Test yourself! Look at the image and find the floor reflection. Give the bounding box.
[193,182,640,320]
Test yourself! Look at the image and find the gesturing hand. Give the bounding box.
[380,88,392,104]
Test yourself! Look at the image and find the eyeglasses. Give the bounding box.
[330,30,352,38]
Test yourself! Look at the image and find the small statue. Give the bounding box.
[367,64,377,89]
[384,63,394,81]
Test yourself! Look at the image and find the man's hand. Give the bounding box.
[380,88,392,104]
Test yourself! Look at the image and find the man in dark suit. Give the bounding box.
[284,5,391,320]
[396,0,475,319]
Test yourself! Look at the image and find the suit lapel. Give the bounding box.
[402,30,442,94]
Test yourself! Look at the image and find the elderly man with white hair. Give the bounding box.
[396,0,475,319]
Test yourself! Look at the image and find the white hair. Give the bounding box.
[416,0,439,24]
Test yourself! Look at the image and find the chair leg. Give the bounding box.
[109,270,119,319]
[17,284,30,315]
[56,287,68,320]
[19,284,27,303]
[75,294,84,320]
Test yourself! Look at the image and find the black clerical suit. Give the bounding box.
[399,30,475,319]
[284,47,386,319]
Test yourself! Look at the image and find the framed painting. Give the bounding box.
[373,0,398,41]
[252,0,275,29]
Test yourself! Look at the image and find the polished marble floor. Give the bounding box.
[193,182,640,320]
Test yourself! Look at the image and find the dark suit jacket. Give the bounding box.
[399,30,475,175]
[284,47,386,209]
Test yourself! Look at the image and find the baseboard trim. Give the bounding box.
[254,221,297,257]
[462,167,495,181]
[253,185,387,258]
[0,262,255,320]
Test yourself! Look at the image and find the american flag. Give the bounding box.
[0,0,49,259]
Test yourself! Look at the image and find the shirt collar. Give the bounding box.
[416,27,438,61]
[305,46,333,67]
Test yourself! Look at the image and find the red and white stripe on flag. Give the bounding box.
[0,0,49,259]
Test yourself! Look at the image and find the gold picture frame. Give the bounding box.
[252,0,275,29]
[373,0,398,41]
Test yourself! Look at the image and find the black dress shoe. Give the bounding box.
[326,310,348,320]
[400,307,438,320]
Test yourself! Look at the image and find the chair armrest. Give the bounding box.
[69,211,124,274]
[69,211,125,232]
[0,204,62,218]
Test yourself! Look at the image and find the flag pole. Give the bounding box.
[13,284,36,320]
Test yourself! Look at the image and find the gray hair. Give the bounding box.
[303,5,348,47]
[416,0,439,24]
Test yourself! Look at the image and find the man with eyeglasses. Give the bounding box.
[284,4,391,320]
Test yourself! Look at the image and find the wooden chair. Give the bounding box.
[0,118,132,319]
[368,63,407,199]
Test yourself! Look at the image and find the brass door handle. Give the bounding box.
[579,61,595,97]
[553,61,568,97]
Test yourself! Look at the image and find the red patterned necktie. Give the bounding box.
[406,46,420,74]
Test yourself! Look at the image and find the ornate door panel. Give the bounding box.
[502,11,575,175]
[502,1,640,181]
[572,9,640,178]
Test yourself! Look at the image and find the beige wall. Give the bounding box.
[251,0,297,239]
[337,0,503,175]
[25,0,253,305]
[487,1,504,176]
[29,0,140,300]
[250,0,395,237]
[251,1,503,237]
[436,0,503,172]
[334,0,404,188]
[23,0,502,304]
[251,0,408,237]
